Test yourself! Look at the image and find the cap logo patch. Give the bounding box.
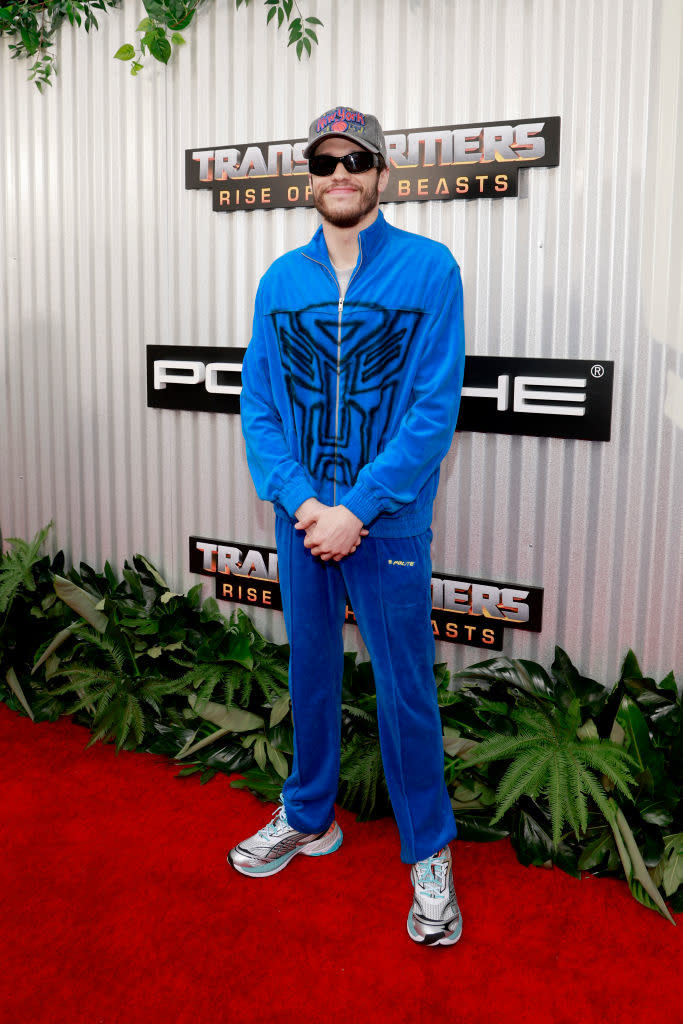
[316,107,366,134]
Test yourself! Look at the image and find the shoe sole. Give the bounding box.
[227,823,343,878]
[407,909,463,947]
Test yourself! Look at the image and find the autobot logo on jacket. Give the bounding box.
[273,303,420,485]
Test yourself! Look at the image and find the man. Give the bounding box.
[229,106,466,947]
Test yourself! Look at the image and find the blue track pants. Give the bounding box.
[275,518,457,864]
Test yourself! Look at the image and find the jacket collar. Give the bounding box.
[302,209,389,271]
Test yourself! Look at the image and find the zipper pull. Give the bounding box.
[338,296,344,314]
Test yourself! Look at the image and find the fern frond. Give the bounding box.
[116,696,135,749]
[510,706,556,739]
[68,682,117,713]
[50,667,119,694]
[579,765,612,818]
[0,522,53,611]
[86,719,116,748]
[74,627,127,673]
[339,733,387,819]
[86,705,120,746]
[493,747,552,821]
[565,752,587,838]
[468,732,538,765]
[140,677,188,700]
[341,702,376,726]
[94,682,116,714]
[546,748,568,847]
[577,742,636,800]
[128,695,146,746]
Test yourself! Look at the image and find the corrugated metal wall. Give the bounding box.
[1,0,681,682]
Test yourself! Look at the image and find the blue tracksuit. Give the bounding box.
[240,210,465,863]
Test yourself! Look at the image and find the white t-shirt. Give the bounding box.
[333,265,354,298]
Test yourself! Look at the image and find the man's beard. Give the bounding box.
[312,174,381,228]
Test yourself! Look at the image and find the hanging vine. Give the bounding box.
[0,0,322,90]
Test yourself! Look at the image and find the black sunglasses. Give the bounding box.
[308,150,379,176]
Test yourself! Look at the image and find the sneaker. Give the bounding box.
[407,845,463,946]
[227,802,343,878]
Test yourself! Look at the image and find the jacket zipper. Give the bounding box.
[303,246,363,505]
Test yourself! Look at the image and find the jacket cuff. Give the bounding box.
[280,480,318,519]
[341,484,382,526]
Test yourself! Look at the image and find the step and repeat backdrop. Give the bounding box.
[1,0,681,679]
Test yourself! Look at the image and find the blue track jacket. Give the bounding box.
[240,210,465,538]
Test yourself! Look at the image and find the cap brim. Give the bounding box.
[303,134,380,159]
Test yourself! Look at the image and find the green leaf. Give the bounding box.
[142,0,169,21]
[577,829,614,871]
[6,667,34,721]
[657,670,678,696]
[453,815,509,842]
[254,736,267,771]
[32,624,80,674]
[269,693,291,728]
[168,7,195,30]
[114,43,135,60]
[150,32,171,63]
[515,808,554,867]
[576,719,599,740]
[220,632,254,669]
[605,802,676,924]
[53,576,108,631]
[230,769,283,804]
[200,597,225,623]
[615,695,665,788]
[638,800,674,828]
[133,554,170,590]
[654,834,683,897]
[20,25,41,54]
[187,695,264,732]
[620,649,643,681]
[175,725,233,759]
[137,18,154,31]
[171,32,185,45]
[442,729,479,759]
[306,16,323,25]
[267,742,289,779]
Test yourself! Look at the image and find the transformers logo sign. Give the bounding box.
[189,537,544,651]
[185,116,560,212]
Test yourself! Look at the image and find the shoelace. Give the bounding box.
[258,803,289,839]
[415,851,449,896]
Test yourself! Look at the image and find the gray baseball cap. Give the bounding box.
[303,106,387,160]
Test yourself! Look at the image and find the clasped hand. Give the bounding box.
[294,498,368,561]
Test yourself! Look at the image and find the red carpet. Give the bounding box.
[1,701,680,1024]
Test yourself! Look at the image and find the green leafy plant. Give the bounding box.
[0,0,120,91]
[1,525,680,921]
[0,522,72,719]
[443,651,681,922]
[1,0,323,88]
[467,700,636,847]
[47,623,190,749]
[114,0,323,77]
